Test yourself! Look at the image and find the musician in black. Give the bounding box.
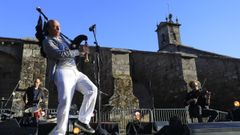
[184,80,218,122]
[126,110,143,135]
[23,78,44,109]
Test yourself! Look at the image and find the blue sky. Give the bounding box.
[0,0,240,58]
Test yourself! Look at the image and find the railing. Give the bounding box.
[97,108,228,133]
[153,108,189,124]
[98,108,189,134]
[46,108,57,115]
[216,109,228,121]
[0,108,10,113]
[101,108,152,133]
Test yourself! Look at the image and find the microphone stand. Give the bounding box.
[4,80,20,108]
[148,80,154,123]
[89,26,108,131]
[1,80,20,120]
[90,26,102,125]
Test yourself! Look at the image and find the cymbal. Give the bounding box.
[24,106,41,113]
[13,99,22,101]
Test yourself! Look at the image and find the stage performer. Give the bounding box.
[184,80,218,122]
[23,78,44,110]
[43,19,97,134]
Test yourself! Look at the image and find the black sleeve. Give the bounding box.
[184,92,191,106]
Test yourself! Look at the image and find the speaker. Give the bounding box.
[0,119,20,134]
[38,123,56,135]
[0,119,37,135]
[230,108,240,121]
[126,122,154,135]
[153,121,169,132]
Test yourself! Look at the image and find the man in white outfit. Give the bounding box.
[43,20,97,134]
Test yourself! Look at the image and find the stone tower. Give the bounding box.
[156,14,182,50]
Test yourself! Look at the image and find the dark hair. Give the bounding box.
[169,116,182,127]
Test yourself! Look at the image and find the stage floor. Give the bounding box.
[188,121,240,135]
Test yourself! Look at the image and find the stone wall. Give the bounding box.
[196,56,240,110]
[0,40,23,108]
[109,49,139,109]
[19,41,46,89]
[130,51,197,108]
[1,37,240,112]
[180,53,198,91]
[161,44,226,57]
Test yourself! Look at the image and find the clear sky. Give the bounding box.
[0,0,240,58]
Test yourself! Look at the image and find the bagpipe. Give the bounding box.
[35,7,89,62]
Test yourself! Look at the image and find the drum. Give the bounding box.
[24,106,43,119]
[24,106,38,113]
[33,108,42,119]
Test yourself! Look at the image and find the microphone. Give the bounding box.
[36,7,42,13]
[36,7,48,20]
[89,24,96,32]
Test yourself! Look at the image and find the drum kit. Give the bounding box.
[0,96,46,127]
[24,106,45,119]
[20,106,47,127]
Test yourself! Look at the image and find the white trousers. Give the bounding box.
[53,67,97,135]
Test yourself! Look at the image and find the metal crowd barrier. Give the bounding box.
[215,109,228,121]
[153,108,189,124]
[100,108,152,133]
[97,108,228,133]
[0,108,10,113]
[46,108,57,115]
[99,108,189,133]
